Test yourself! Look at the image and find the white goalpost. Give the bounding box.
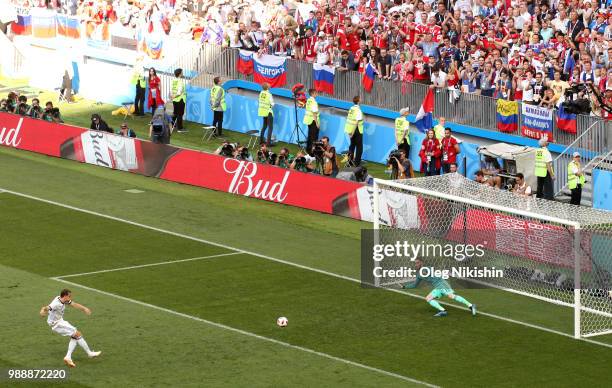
[373,174,612,339]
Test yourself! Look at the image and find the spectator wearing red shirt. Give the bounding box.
[147,68,164,114]
[440,128,460,173]
[419,129,442,176]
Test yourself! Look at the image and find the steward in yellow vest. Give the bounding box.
[170,68,187,132]
[210,76,226,136]
[345,95,364,166]
[304,88,320,154]
[395,107,411,157]
[567,152,585,205]
[132,66,146,116]
[258,83,274,145]
[534,137,554,200]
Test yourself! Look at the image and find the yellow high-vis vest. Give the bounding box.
[567,161,585,189]
[534,147,551,177]
[210,85,226,111]
[395,117,410,144]
[171,78,186,102]
[258,90,273,117]
[344,105,363,135]
[131,73,146,88]
[303,97,319,125]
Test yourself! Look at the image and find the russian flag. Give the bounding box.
[362,62,376,93]
[557,105,577,134]
[12,14,32,35]
[31,9,56,38]
[313,63,334,94]
[56,15,80,39]
[237,50,254,75]
[414,88,434,133]
[253,54,287,88]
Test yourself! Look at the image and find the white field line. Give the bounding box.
[2,187,611,350]
[54,252,242,279]
[52,277,438,387]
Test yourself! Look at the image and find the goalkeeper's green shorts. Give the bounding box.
[431,289,454,299]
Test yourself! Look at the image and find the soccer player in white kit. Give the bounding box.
[39,289,101,367]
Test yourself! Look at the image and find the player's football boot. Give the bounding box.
[88,351,102,358]
[470,304,477,316]
[63,357,76,368]
[434,311,448,317]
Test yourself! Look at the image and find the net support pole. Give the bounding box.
[373,179,381,287]
[573,225,582,339]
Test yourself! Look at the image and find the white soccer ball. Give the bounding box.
[276,316,288,327]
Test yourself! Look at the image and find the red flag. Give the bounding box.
[362,63,376,93]
[237,50,254,75]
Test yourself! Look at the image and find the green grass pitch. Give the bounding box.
[0,145,611,387]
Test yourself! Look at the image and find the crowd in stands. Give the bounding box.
[8,0,612,117]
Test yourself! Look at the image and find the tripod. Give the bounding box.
[289,96,308,151]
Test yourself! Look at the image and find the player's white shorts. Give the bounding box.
[50,320,77,337]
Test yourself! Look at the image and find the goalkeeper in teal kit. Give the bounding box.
[402,259,477,317]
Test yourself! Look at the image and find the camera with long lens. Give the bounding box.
[220,143,235,157]
[312,141,325,158]
[237,147,250,160]
[387,149,402,167]
[387,149,402,179]
[294,156,307,170]
[268,152,278,165]
[257,149,269,163]
[562,84,591,115]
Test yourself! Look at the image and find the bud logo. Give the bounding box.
[0,117,23,148]
[79,131,138,170]
[223,158,289,202]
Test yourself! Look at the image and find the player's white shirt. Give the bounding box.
[47,296,71,327]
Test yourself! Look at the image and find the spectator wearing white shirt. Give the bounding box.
[512,173,532,197]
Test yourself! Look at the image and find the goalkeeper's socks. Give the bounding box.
[428,300,445,312]
[453,295,472,307]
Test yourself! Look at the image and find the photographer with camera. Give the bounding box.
[387,149,414,179]
[303,88,320,155]
[313,136,338,177]
[90,114,112,133]
[290,151,314,173]
[41,101,63,123]
[395,108,410,157]
[28,98,43,119]
[16,95,30,116]
[256,143,273,164]
[276,147,293,169]
[235,145,252,161]
[149,106,172,144]
[215,141,236,158]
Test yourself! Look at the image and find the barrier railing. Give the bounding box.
[0,30,27,78]
[553,119,610,196]
[190,44,611,150]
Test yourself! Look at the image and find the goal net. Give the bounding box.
[373,174,612,339]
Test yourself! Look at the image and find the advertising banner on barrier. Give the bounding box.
[0,112,373,221]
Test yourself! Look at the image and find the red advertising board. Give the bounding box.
[0,113,370,220]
